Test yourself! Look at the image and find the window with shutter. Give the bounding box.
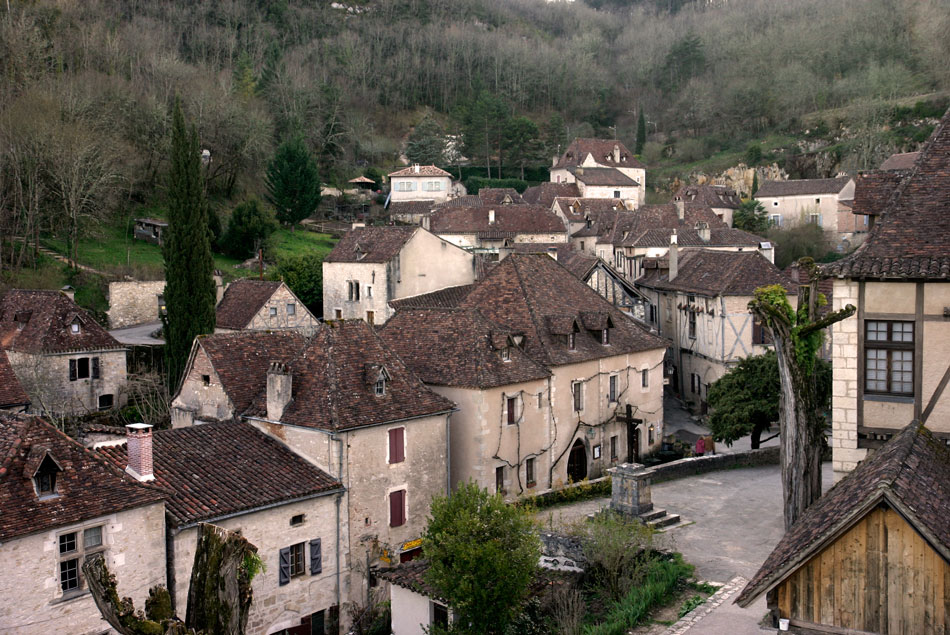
[506,397,517,425]
[278,547,291,585]
[92,357,100,379]
[69,359,77,381]
[388,428,405,464]
[309,538,322,575]
[390,490,406,527]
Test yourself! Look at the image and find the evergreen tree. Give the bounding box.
[405,115,446,165]
[733,199,769,234]
[265,136,321,229]
[502,115,542,180]
[636,107,647,155]
[751,170,759,196]
[221,197,279,259]
[162,99,217,390]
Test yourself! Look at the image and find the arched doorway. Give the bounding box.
[567,439,588,483]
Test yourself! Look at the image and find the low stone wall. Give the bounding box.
[649,447,780,484]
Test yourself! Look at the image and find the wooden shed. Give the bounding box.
[736,420,950,634]
[133,217,168,245]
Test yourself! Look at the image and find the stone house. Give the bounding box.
[824,110,950,479]
[551,197,626,245]
[0,289,128,415]
[97,421,345,635]
[737,420,950,633]
[323,225,477,326]
[388,165,452,204]
[754,176,856,238]
[521,182,581,207]
[425,204,568,257]
[216,279,319,334]
[0,351,30,412]
[550,138,646,205]
[382,254,667,494]
[672,184,742,228]
[0,413,166,634]
[636,249,795,412]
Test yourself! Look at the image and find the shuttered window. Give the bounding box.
[506,397,517,425]
[390,490,406,527]
[388,428,405,464]
[309,538,322,575]
[92,357,100,379]
[278,547,291,585]
[69,359,77,381]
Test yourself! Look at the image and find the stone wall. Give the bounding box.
[649,446,780,483]
[107,281,165,328]
[9,349,128,416]
[830,279,863,480]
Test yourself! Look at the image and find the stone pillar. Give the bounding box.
[608,462,654,518]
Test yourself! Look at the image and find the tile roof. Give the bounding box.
[388,165,452,178]
[325,226,418,263]
[880,151,920,171]
[0,350,29,408]
[377,559,440,599]
[737,420,950,607]
[597,204,728,247]
[0,413,164,541]
[754,176,853,198]
[637,249,792,296]
[245,320,456,430]
[215,279,284,330]
[824,108,950,280]
[387,200,436,216]
[429,205,567,235]
[0,289,123,354]
[569,166,639,187]
[433,195,481,209]
[673,184,742,209]
[380,308,551,389]
[97,421,341,527]
[555,197,626,222]
[189,330,306,416]
[459,254,666,367]
[521,182,581,206]
[850,170,904,217]
[477,188,525,205]
[554,138,645,170]
[388,284,475,311]
[507,244,599,280]
[628,227,763,248]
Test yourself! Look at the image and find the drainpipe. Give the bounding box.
[445,412,452,495]
[332,431,344,619]
[165,521,177,614]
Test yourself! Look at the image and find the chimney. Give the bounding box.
[421,214,431,231]
[674,196,684,221]
[267,362,293,421]
[696,221,710,243]
[125,423,155,482]
[488,209,495,224]
[547,246,558,261]
[613,145,620,163]
[413,164,420,174]
[60,286,75,302]
[352,222,365,229]
[552,155,558,168]
[498,244,514,261]
[669,232,678,281]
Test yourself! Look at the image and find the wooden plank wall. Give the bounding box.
[776,506,949,634]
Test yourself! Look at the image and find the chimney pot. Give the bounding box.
[669,231,678,281]
[674,196,684,220]
[125,423,154,482]
[267,362,293,421]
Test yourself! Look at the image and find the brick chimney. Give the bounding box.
[267,362,293,421]
[674,196,684,221]
[125,423,154,482]
[669,231,678,282]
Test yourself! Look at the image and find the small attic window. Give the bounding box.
[602,328,610,345]
[375,377,386,396]
[70,323,80,334]
[568,332,576,350]
[500,347,511,362]
[34,455,62,498]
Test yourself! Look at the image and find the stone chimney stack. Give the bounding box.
[674,196,684,221]
[125,423,155,482]
[547,246,558,261]
[488,209,495,224]
[267,362,293,421]
[696,221,710,243]
[613,145,620,163]
[669,232,678,282]
[413,163,420,174]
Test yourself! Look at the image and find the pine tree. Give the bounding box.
[405,115,446,165]
[265,136,321,229]
[636,108,647,155]
[162,99,217,391]
[751,170,759,197]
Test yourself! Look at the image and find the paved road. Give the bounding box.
[109,321,164,346]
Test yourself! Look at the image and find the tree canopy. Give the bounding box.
[265,136,321,228]
[405,115,447,165]
[221,197,279,259]
[733,200,769,235]
[422,482,540,634]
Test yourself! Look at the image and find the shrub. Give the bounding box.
[221,197,279,259]
[463,176,529,194]
[676,138,705,163]
[273,252,323,312]
[641,141,665,164]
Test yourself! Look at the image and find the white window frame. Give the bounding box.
[608,374,618,403]
[572,381,583,412]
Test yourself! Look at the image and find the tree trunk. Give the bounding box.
[750,423,763,450]
[185,523,257,635]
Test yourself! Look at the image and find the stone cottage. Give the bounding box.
[215,278,319,334]
[388,165,453,204]
[550,138,646,206]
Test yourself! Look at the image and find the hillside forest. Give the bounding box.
[1,0,948,286]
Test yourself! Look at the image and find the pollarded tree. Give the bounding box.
[749,258,854,530]
[423,482,540,634]
[265,136,321,229]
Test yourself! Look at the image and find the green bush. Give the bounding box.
[515,477,611,511]
[221,197,279,259]
[273,252,323,313]
[463,176,529,194]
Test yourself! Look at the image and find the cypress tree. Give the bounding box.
[751,170,759,197]
[636,108,647,155]
[162,99,217,391]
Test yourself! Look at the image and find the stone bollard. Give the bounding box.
[608,462,655,518]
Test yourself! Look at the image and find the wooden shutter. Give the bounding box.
[389,428,404,464]
[507,397,516,425]
[309,539,322,575]
[390,490,405,527]
[92,357,100,379]
[69,359,77,381]
[278,547,291,585]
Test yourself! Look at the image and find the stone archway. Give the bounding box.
[567,439,588,483]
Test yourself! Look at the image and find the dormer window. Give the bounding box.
[70,323,80,334]
[500,347,511,362]
[602,328,610,345]
[375,377,386,396]
[368,366,391,397]
[37,469,55,495]
[30,452,63,499]
[568,332,576,350]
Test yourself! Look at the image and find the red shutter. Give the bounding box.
[389,428,404,464]
[390,490,405,527]
[507,397,516,425]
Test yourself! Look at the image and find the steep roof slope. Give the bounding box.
[637,249,792,296]
[429,205,566,235]
[388,165,451,178]
[569,166,638,187]
[388,284,475,311]
[0,350,30,408]
[215,279,283,329]
[325,226,417,263]
[554,138,645,170]
[0,290,122,354]
[673,184,742,209]
[0,413,164,541]
[521,182,581,206]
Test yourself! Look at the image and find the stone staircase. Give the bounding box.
[639,507,681,530]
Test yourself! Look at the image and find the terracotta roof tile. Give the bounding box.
[880,151,920,171]
[554,138,645,170]
[629,227,762,248]
[569,166,638,187]
[0,413,164,541]
[388,285,475,311]
[754,176,853,198]
[555,197,626,222]
[637,250,792,296]
[477,188,525,205]
[0,290,123,354]
[850,170,904,217]
[387,200,436,216]
[0,351,29,408]
[97,421,341,527]
[429,205,566,235]
[433,195,481,209]
[521,182,581,206]
[325,226,418,263]
[388,165,452,178]
[737,421,950,607]
[215,279,284,330]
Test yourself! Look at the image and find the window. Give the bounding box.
[641,368,649,388]
[396,181,415,192]
[202,374,211,385]
[610,436,618,461]
[279,540,322,585]
[752,317,771,345]
[70,322,80,334]
[568,332,576,350]
[613,190,621,198]
[289,542,305,577]
[97,394,114,411]
[58,526,105,594]
[770,214,782,227]
[580,241,585,251]
[526,458,536,487]
[69,357,100,381]
[809,213,821,226]
[688,309,697,339]
[388,427,405,464]
[865,321,914,395]
[287,303,296,316]
[432,602,449,628]
[495,466,505,493]
[815,198,821,204]
[424,181,443,192]
[608,375,617,403]
[390,490,406,527]
[506,396,517,425]
[375,376,386,396]
[772,200,779,207]
[365,285,373,299]
[334,309,342,319]
[347,281,360,301]
[601,328,610,345]
[500,346,510,362]
[649,304,657,324]
[593,444,602,459]
[269,306,278,317]
[366,311,374,325]
[572,381,583,412]
[648,425,655,445]
[290,514,306,526]
[37,470,56,496]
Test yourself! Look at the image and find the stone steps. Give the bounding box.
[640,508,682,530]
